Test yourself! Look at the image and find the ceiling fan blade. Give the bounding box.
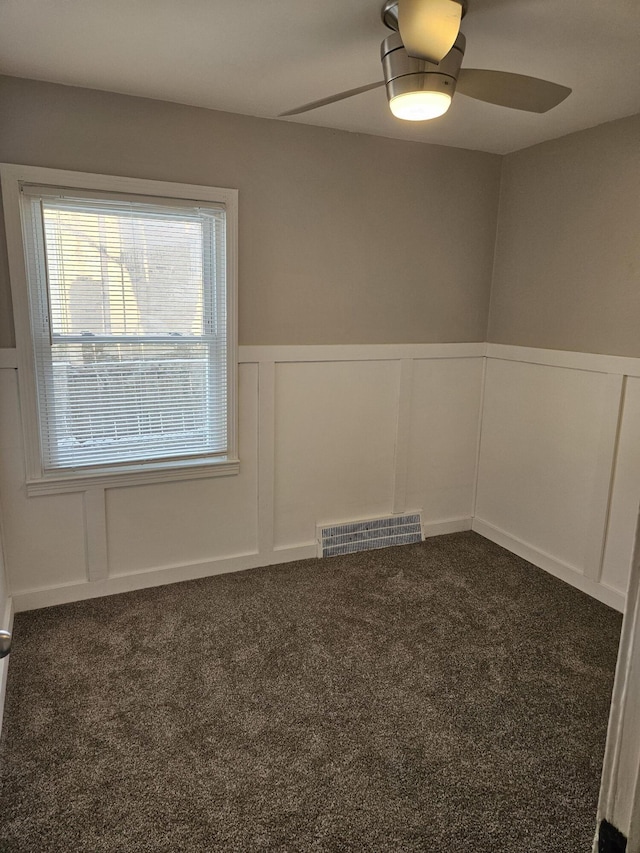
[398,0,463,63]
[279,81,385,117]
[457,69,572,113]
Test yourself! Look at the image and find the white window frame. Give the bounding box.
[0,164,239,495]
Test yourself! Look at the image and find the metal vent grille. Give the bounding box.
[319,513,422,558]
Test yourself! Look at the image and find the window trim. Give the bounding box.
[0,164,239,495]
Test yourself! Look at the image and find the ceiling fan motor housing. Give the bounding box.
[381,31,465,103]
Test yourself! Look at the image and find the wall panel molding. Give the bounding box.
[392,359,414,515]
[257,361,276,555]
[2,343,486,610]
[473,518,625,612]
[11,545,316,613]
[475,352,638,612]
[472,357,488,519]
[83,488,108,582]
[0,342,638,615]
[583,375,625,582]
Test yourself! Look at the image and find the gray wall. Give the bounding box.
[488,113,640,357]
[0,75,502,348]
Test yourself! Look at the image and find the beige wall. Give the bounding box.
[488,113,640,358]
[0,75,502,348]
[3,76,635,356]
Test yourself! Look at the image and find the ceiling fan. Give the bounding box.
[280,0,571,122]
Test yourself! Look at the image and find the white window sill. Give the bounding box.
[26,457,240,496]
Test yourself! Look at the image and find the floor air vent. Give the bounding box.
[318,513,423,558]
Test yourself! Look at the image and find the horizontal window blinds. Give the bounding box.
[21,188,228,472]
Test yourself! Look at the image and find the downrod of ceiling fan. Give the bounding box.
[381,0,468,32]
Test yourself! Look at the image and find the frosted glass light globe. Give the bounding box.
[390,91,452,121]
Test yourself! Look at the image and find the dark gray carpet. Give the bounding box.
[0,532,621,852]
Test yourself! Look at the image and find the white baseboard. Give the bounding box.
[10,521,473,614]
[10,518,626,615]
[12,544,318,613]
[423,517,472,538]
[11,523,475,612]
[0,595,14,738]
[472,518,625,612]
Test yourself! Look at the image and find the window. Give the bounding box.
[1,166,238,493]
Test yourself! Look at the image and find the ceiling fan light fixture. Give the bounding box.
[381,32,464,122]
[389,90,451,120]
[279,7,571,123]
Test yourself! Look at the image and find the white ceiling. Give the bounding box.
[1,0,639,154]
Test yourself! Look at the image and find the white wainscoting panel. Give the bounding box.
[0,346,487,611]
[0,370,88,594]
[1,343,638,616]
[273,359,399,549]
[405,357,483,525]
[601,378,640,597]
[475,358,620,582]
[106,363,259,575]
